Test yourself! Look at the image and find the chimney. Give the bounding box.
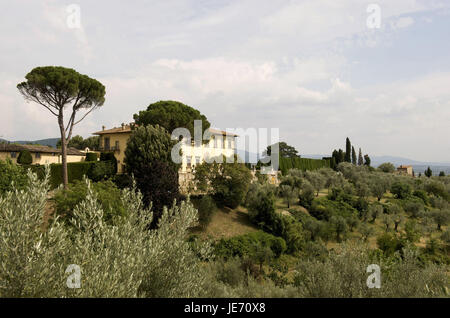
[102,125,105,131]
[121,123,125,130]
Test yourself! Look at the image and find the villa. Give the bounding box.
[92,123,238,176]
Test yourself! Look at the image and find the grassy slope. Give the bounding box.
[191,206,258,240]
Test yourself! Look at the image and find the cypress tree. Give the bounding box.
[425,166,432,178]
[358,148,363,166]
[351,146,357,165]
[345,137,351,162]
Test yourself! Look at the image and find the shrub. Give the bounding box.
[376,233,406,255]
[85,152,98,162]
[0,170,209,297]
[88,160,116,182]
[0,159,28,194]
[192,195,217,228]
[17,150,32,165]
[378,162,396,173]
[413,189,429,205]
[215,231,287,259]
[100,152,118,174]
[298,180,315,209]
[425,180,449,201]
[390,182,411,199]
[309,197,358,221]
[53,179,126,223]
[112,173,133,189]
[194,157,252,209]
[247,187,286,236]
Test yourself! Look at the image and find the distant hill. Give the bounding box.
[0,137,60,148]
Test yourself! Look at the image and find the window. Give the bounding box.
[186,156,192,168]
[228,138,232,149]
[35,152,41,159]
[104,137,110,150]
[10,152,17,158]
[115,140,119,149]
[195,156,201,165]
[211,136,216,148]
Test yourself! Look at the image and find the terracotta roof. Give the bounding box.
[93,124,239,137]
[93,124,133,135]
[0,143,84,156]
[398,165,413,168]
[208,128,239,137]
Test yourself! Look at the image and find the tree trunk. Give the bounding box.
[58,117,68,189]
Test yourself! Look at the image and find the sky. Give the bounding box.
[0,0,449,162]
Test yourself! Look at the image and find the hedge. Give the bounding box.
[279,157,330,175]
[17,150,33,165]
[23,160,116,188]
[85,152,98,162]
[215,230,287,258]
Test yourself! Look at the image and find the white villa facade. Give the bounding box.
[179,128,238,173]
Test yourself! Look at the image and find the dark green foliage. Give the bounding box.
[424,181,449,200]
[363,154,371,166]
[85,152,98,162]
[133,100,210,140]
[17,150,32,165]
[135,160,184,227]
[57,135,100,150]
[53,179,126,223]
[413,189,429,205]
[430,210,450,231]
[215,231,287,259]
[376,233,406,256]
[358,148,364,166]
[124,125,181,223]
[265,141,299,158]
[248,191,285,235]
[23,161,116,188]
[195,157,252,209]
[351,146,357,165]
[309,197,358,221]
[345,137,351,163]
[329,215,348,242]
[17,66,106,188]
[111,174,133,189]
[88,160,116,182]
[424,166,432,178]
[298,181,315,209]
[439,171,445,177]
[100,152,118,174]
[279,157,330,175]
[0,159,28,194]
[378,162,395,173]
[124,125,178,176]
[391,181,411,199]
[191,195,217,228]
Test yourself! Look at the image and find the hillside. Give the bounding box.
[0,137,60,148]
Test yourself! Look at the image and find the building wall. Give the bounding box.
[0,152,17,163]
[99,132,132,173]
[180,136,236,172]
[99,132,236,174]
[0,151,84,165]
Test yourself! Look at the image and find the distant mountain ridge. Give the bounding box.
[0,137,60,148]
